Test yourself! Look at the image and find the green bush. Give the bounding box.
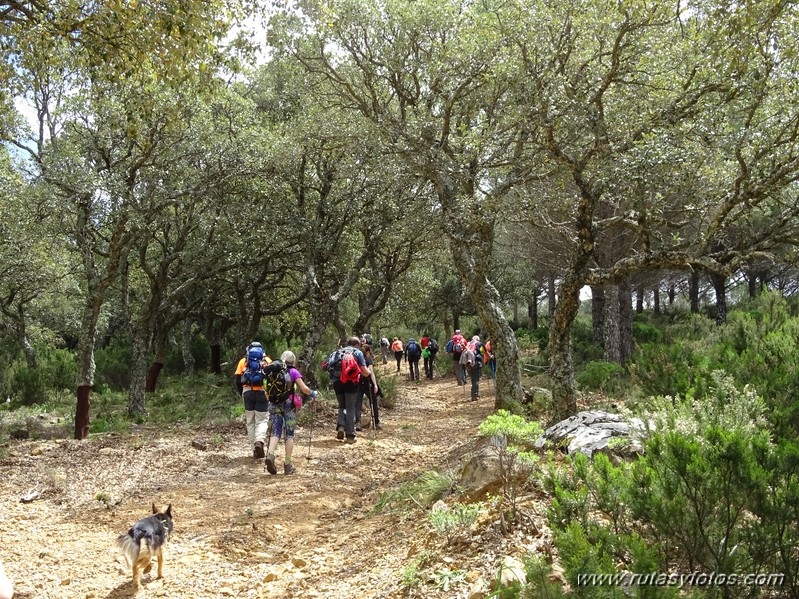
[537,377,798,598]
[576,360,626,393]
[632,321,663,344]
[94,338,132,391]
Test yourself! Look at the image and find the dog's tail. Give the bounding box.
[117,529,151,565]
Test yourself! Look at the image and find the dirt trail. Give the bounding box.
[0,368,514,598]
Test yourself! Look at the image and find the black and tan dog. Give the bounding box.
[117,503,174,592]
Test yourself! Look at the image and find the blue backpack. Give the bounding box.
[242,345,265,387]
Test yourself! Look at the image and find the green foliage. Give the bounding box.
[372,469,455,514]
[538,376,799,599]
[479,411,541,530]
[428,502,484,544]
[630,340,714,399]
[433,568,466,592]
[576,361,626,393]
[631,321,663,344]
[94,338,132,391]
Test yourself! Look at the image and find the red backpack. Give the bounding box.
[340,351,362,383]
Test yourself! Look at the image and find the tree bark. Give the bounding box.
[591,285,605,344]
[604,285,621,364]
[181,318,195,376]
[619,278,633,365]
[710,271,727,325]
[547,275,556,325]
[128,332,149,416]
[689,271,700,313]
[449,239,523,410]
[527,288,539,330]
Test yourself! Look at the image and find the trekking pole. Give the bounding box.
[368,384,377,437]
[306,390,316,461]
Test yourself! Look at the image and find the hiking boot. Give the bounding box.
[345,437,356,444]
[336,426,345,440]
[284,463,296,475]
[265,454,277,475]
[253,441,265,459]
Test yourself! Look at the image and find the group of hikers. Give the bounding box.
[382,335,440,381]
[233,330,494,474]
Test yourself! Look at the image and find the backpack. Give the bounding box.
[459,347,476,369]
[262,360,293,402]
[242,345,266,387]
[324,348,362,384]
[428,339,439,354]
[407,341,421,359]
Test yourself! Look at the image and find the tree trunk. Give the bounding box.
[74,296,103,440]
[549,278,581,422]
[653,286,661,315]
[710,271,727,325]
[210,344,222,374]
[146,362,164,393]
[689,271,700,313]
[528,289,539,330]
[591,285,605,344]
[604,285,621,364]
[448,240,523,410]
[181,318,195,376]
[619,279,633,365]
[145,321,168,393]
[547,275,556,325]
[14,305,38,369]
[75,386,91,440]
[128,333,149,416]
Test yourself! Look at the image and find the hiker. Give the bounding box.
[448,329,467,386]
[391,337,404,373]
[485,339,496,381]
[424,337,439,379]
[405,337,422,381]
[462,335,486,401]
[355,344,380,430]
[264,351,317,475]
[379,336,390,364]
[235,342,272,458]
[326,336,370,444]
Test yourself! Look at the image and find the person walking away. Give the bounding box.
[391,337,404,373]
[449,330,467,385]
[355,344,380,430]
[425,337,439,379]
[325,337,370,444]
[380,336,390,364]
[484,339,496,383]
[405,338,422,381]
[264,351,318,475]
[464,336,486,400]
[235,342,272,458]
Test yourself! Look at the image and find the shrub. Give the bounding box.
[576,360,626,393]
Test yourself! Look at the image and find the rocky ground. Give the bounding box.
[0,367,551,599]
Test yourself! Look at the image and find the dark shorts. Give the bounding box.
[243,389,268,412]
